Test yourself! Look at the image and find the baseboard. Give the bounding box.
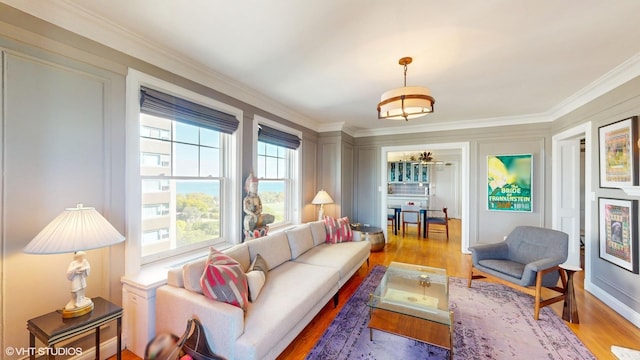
[71,336,120,360]
[585,281,640,328]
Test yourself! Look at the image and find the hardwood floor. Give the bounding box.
[278,219,640,360]
[114,219,640,359]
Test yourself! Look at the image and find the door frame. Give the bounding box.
[551,122,593,283]
[380,142,470,253]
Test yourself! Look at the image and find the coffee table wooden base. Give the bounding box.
[368,308,453,359]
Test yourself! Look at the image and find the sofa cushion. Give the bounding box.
[200,248,249,311]
[246,254,268,302]
[309,220,327,246]
[235,261,340,360]
[183,258,208,293]
[225,243,251,273]
[286,225,315,259]
[247,232,292,270]
[294,241,370,279]
[478,259,525,279]
[246,270,266,302]
[324,216,353,243]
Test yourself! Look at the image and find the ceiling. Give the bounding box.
[4,1,640,136]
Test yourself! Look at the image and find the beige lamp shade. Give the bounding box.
[377,86,435,120]
[24,204,125,254]
[377,57,435,121]
[312,190,334,205]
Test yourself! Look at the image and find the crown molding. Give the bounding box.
[548,51,640,121]
[1,0,321,132]
[349,50,640,137]
[352,112,552,138]
[3,1,640,138]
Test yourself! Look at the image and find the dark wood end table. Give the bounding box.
[26,297,123,360]
[559,264,582,324]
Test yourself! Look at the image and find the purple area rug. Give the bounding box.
[306,265,595,360]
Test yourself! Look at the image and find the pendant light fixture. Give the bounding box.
[377,57,435,121]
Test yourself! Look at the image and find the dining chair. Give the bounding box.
[426,207,449,240]
[401,204,421,237]
[387,209,396,229]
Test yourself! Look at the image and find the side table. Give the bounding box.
[360,226,385,252]
[27,297,123,360]
[559,264,582,324]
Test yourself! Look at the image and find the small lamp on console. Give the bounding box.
[312,190,334,221]
[23,204,125,318]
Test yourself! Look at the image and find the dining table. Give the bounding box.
[388,206,441,238]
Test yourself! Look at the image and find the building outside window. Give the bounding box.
[254,119,302,228]
[133,84,240,264]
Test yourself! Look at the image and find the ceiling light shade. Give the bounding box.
[377,57,435,121]
[24,204,125,254]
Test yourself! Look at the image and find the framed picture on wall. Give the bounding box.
[487,154,533,212]
[598,197,639,274]
[598,116,639,188]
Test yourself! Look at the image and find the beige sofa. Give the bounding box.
[155,220,371,360]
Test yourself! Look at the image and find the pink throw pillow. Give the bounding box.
[200,247,249,311]
[324,216,353,243]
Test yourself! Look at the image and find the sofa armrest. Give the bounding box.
[156,285,244,359]
[469,242,509,264]
[521,258,564,285]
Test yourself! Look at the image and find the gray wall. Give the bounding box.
[0,4,320,354]
[353,123,552,247]
[552,75,640,315]
[316,131,354,219]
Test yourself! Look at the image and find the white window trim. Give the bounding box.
[253,115,302,229]
[125,68,243,276]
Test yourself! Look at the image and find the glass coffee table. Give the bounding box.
[367,262,453,358]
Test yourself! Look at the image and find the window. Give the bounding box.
[139,113,225,260]
[254,119,302,227]
[127,74,242,267]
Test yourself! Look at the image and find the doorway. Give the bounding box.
[380,142,470,253]
[552,122,593,286]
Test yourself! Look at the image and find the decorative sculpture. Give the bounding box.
[65,251,92,311]
[243,172,274,240]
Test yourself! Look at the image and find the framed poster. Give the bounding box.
[487,154,532,212]
[599,198,639,274]
[599,116,639,188]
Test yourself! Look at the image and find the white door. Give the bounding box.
[555,139,581,266]
[431,163,459,218]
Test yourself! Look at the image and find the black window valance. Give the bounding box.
[140,86,239,134]
[258,124,301,149]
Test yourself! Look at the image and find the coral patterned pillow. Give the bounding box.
[324,216,353,243]
[200,247,249,311]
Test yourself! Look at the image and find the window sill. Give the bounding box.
[121,241,235,290]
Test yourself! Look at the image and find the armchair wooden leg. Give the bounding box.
[559,268,568,290]
[467,257,474,288]
[534,272,543,320]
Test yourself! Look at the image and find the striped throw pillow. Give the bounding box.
[200,247,249,311]
[324,216,353,243]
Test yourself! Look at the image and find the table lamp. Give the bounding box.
[312,190,334,221]
[24,204,125,318]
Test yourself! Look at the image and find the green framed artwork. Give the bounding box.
[487,154,533,212]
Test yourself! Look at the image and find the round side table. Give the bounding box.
[559,264,582,324]
[359,226,385,252]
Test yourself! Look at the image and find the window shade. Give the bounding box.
[140,86,239,134]
[258,124,301,149]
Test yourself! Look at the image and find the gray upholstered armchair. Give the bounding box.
[468,226,568,320]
